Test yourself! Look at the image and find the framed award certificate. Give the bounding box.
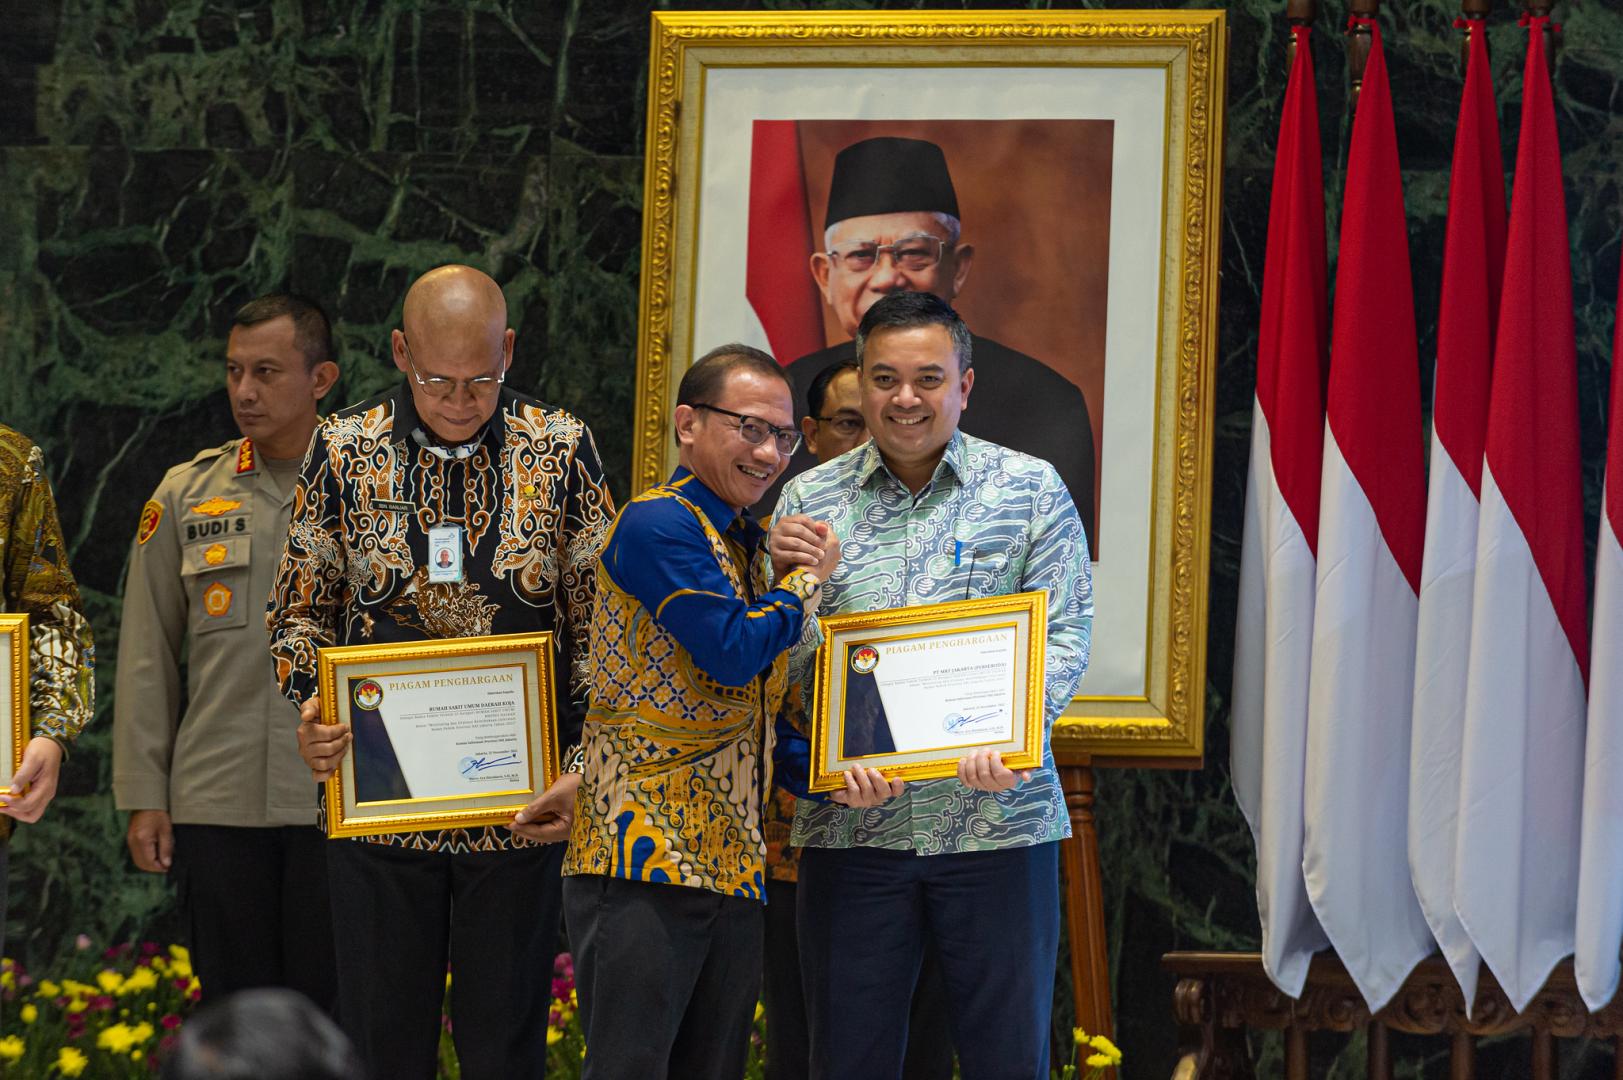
[809,592,1047,792]
[316,632,561,839]
[0,614,27,792]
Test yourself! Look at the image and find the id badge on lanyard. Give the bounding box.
[427,524,464,583]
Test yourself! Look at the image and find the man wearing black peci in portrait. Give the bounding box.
[768,136,1098,550]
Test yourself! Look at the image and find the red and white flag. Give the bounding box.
[746,121,826,364]
[1301,20,1433,1011]
[1574,257,1623,1011]
[1231,24,1331,998]
[1454,17,1589,1014]
[1407,19,1505,1006]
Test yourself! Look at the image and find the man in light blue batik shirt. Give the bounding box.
[770,291,1093,1080]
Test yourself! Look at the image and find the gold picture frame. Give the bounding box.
[810,592,1047,791]
[0,614,28,790]
[317,632,561,839]
[632,10,1222,764]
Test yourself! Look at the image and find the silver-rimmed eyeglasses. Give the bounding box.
[402,336,506,399]
[824,234,947,273]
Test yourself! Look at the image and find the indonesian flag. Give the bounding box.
[1454,17,1589,1015]
[1574,257,1623,1011]
[746,121,826,364]
[1301,21,1433,1011]
[1231,24,1330,999]
[1407,19,1505,1006]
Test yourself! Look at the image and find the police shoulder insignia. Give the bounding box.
[202,582,232,617]
[203,543,228,566]
[236,439,255,474]
[137,500,163,545]
[190,497,242,517]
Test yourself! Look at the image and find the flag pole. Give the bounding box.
[1346,0,1381,103]
[1459,0,1491,67]
[1286,0,1316,64]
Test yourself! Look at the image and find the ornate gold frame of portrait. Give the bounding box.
[316,632,560,838]
[632,10,1225,764]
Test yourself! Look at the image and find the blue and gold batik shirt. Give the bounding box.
[774,431,1093,855]
[562,468,819,899]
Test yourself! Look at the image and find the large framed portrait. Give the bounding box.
[0,614,27,790]
[316,633,561,839]
[632,10,1224,762]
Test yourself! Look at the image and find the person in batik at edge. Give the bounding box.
[0,424,95,938]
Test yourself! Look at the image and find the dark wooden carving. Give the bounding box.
[1162,951,1623,1080]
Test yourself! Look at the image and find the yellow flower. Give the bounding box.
[57,1046,90,1076]
[131,1021,155,1044]
[120,967,159,995]
[168,944,190,963]
[132,1050,144,1061]
[66,997,88,1013]
[1,969,14,991]
[445,970,453,989]
[1087,1034,1122,1064]
[99,1023,137,1053]
[754,1002,765,1023]
[547,1028,563,1046]
[39,979,60,998]
[1086,1052,1113,1068]
[96,970,124,994]
[0,1036,23,1062]
[21,1004,38,1024]
[1073,1026,1088,1045]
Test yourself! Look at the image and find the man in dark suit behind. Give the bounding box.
[772,136,1097,550]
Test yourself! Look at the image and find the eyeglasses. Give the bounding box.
[813,414,866,438]
[402,336,506,399]
[824,234,948,273]
[693,404,802,457]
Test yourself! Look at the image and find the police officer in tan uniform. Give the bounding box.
[114,294,340,1008]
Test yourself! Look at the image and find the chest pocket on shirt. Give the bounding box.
[181,533,252,635]
[947,536,1024,601]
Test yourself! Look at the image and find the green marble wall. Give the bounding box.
[2,2,1620,1076]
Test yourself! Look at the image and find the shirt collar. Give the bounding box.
[667,466,753,539]
[857,429,968,492]
[389,380,509,453]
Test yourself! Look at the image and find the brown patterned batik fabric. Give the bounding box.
[267,385,613,854]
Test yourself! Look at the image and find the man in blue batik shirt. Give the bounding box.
[770,291,1093,1080]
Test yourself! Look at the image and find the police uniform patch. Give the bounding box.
[202,582,233,617]
[203,543,228,566]
[137,501,163,545]
[191,497,243,517]
[236,440,255,474]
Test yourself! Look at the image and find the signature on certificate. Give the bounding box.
[459,751,522,776]
[942,709,1002,733]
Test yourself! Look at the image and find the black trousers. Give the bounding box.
[171,824,337,1013]
[326,839,565,1080]
[564,873,763,1080]
[762,877,955,1080]
[799,843,1061,1080]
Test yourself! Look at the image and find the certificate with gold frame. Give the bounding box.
[809,592,1047,793]
[317,633,560,839]
[0,614,28,792]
